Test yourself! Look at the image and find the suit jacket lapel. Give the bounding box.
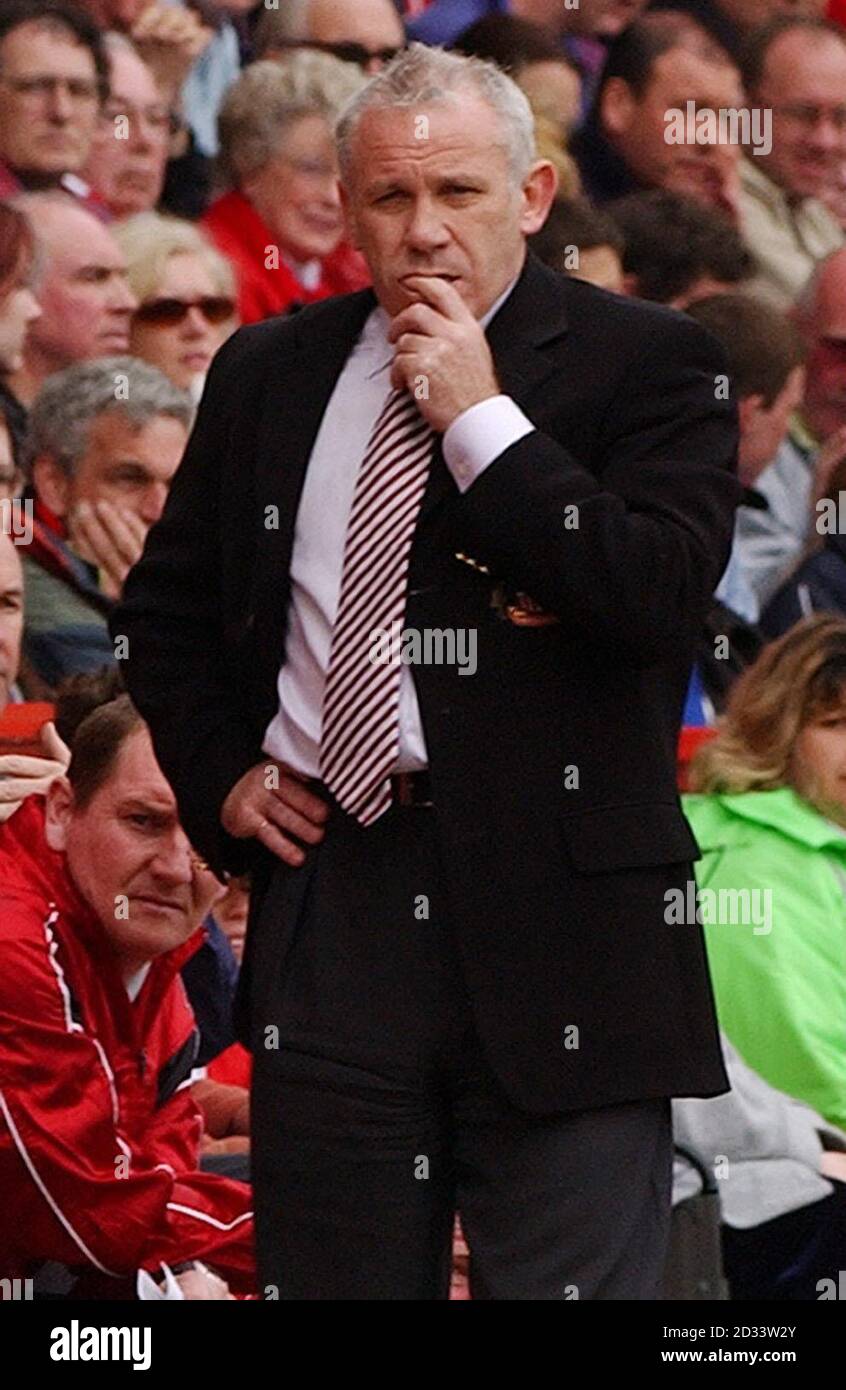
[250,288,376,618]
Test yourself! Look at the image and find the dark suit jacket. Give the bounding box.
[113,253,741,1114]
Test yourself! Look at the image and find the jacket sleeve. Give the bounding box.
[458,313,741,665]
[111,331,267,878]
[0,928,254,1291]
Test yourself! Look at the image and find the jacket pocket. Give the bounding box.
[561,802,701,872]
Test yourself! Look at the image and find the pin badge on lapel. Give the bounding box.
[455,553,560,627]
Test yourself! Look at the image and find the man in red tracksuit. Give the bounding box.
[0,695,255,1298]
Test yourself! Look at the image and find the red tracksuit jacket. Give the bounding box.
[0,797,254,1295]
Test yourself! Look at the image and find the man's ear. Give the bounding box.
[519,160,559,237]
[44,776,74,853]
[338,182,360,250]
[620,271,639,297]
[31,455,70,518]
[601,77,637,139]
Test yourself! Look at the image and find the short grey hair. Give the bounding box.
[218,54,367,187]
[25,356,193,480]
[335,42,536,187]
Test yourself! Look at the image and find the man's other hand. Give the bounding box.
[388,275,500,433]
[220,759,329,866]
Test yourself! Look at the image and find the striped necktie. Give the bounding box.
[319,388,435,824]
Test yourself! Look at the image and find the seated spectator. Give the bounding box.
[82,34,171,221]
[734,246,846,607]
[22,356,192,689]
[530,196,626,291]
[762,452,846,633]
[254,0,406,75]
[201,54,367,323]
[0,1,108,207]
[452,15,582,136]
[684,614,846,1134]
[6,193,137,412]
[0,693,254,1296]
[674,1031,846,1302]
[685,291,806,627]
[114,212,237,398]
[0,204,40,476]
[609,189,755,305]
[570,13,745,220]
[46,664,250,1167]
[738,16,846,308]
[74,0,232,164]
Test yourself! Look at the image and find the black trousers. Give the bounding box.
[249,797,672,1300]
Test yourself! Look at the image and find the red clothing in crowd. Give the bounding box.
[201,188,369,324]
[0,797,255,1296]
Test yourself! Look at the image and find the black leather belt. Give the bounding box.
[390,770,434,807]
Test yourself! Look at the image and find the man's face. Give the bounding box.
[739,363,805,483]
[46,727,218,975]
[342,98,554,319]
[83,47,169,219]
[0,532,23,714]
[0,21,100,179]
[603,50,744,211]
[309,0,405,72]
[751,32,846,200]
[24,205,137,370]
[36,410,187,529]
[801,253,846,440]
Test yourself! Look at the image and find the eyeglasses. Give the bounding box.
[0,73,100,103]
[134,296,236,326]
[772,103,846,131]
[274,38,404,69]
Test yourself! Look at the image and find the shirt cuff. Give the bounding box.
[442,395,535,493]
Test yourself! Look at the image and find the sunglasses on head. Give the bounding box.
[276,38,404,68]
[135,296,236,327]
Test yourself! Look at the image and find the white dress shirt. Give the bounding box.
[261,279,534,775]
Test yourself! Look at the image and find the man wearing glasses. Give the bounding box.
[0,1,107,206]
[254,0,406,75]
[739,14,846,308]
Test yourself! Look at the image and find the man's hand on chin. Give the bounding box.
[388,275,500,433]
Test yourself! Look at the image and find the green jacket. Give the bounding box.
[683,788,846,1130]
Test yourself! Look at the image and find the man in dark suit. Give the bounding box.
[113,42,740,1300]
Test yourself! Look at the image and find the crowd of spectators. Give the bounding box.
[3,0,846,1302]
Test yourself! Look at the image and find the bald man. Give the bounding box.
[7,195,136,408]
